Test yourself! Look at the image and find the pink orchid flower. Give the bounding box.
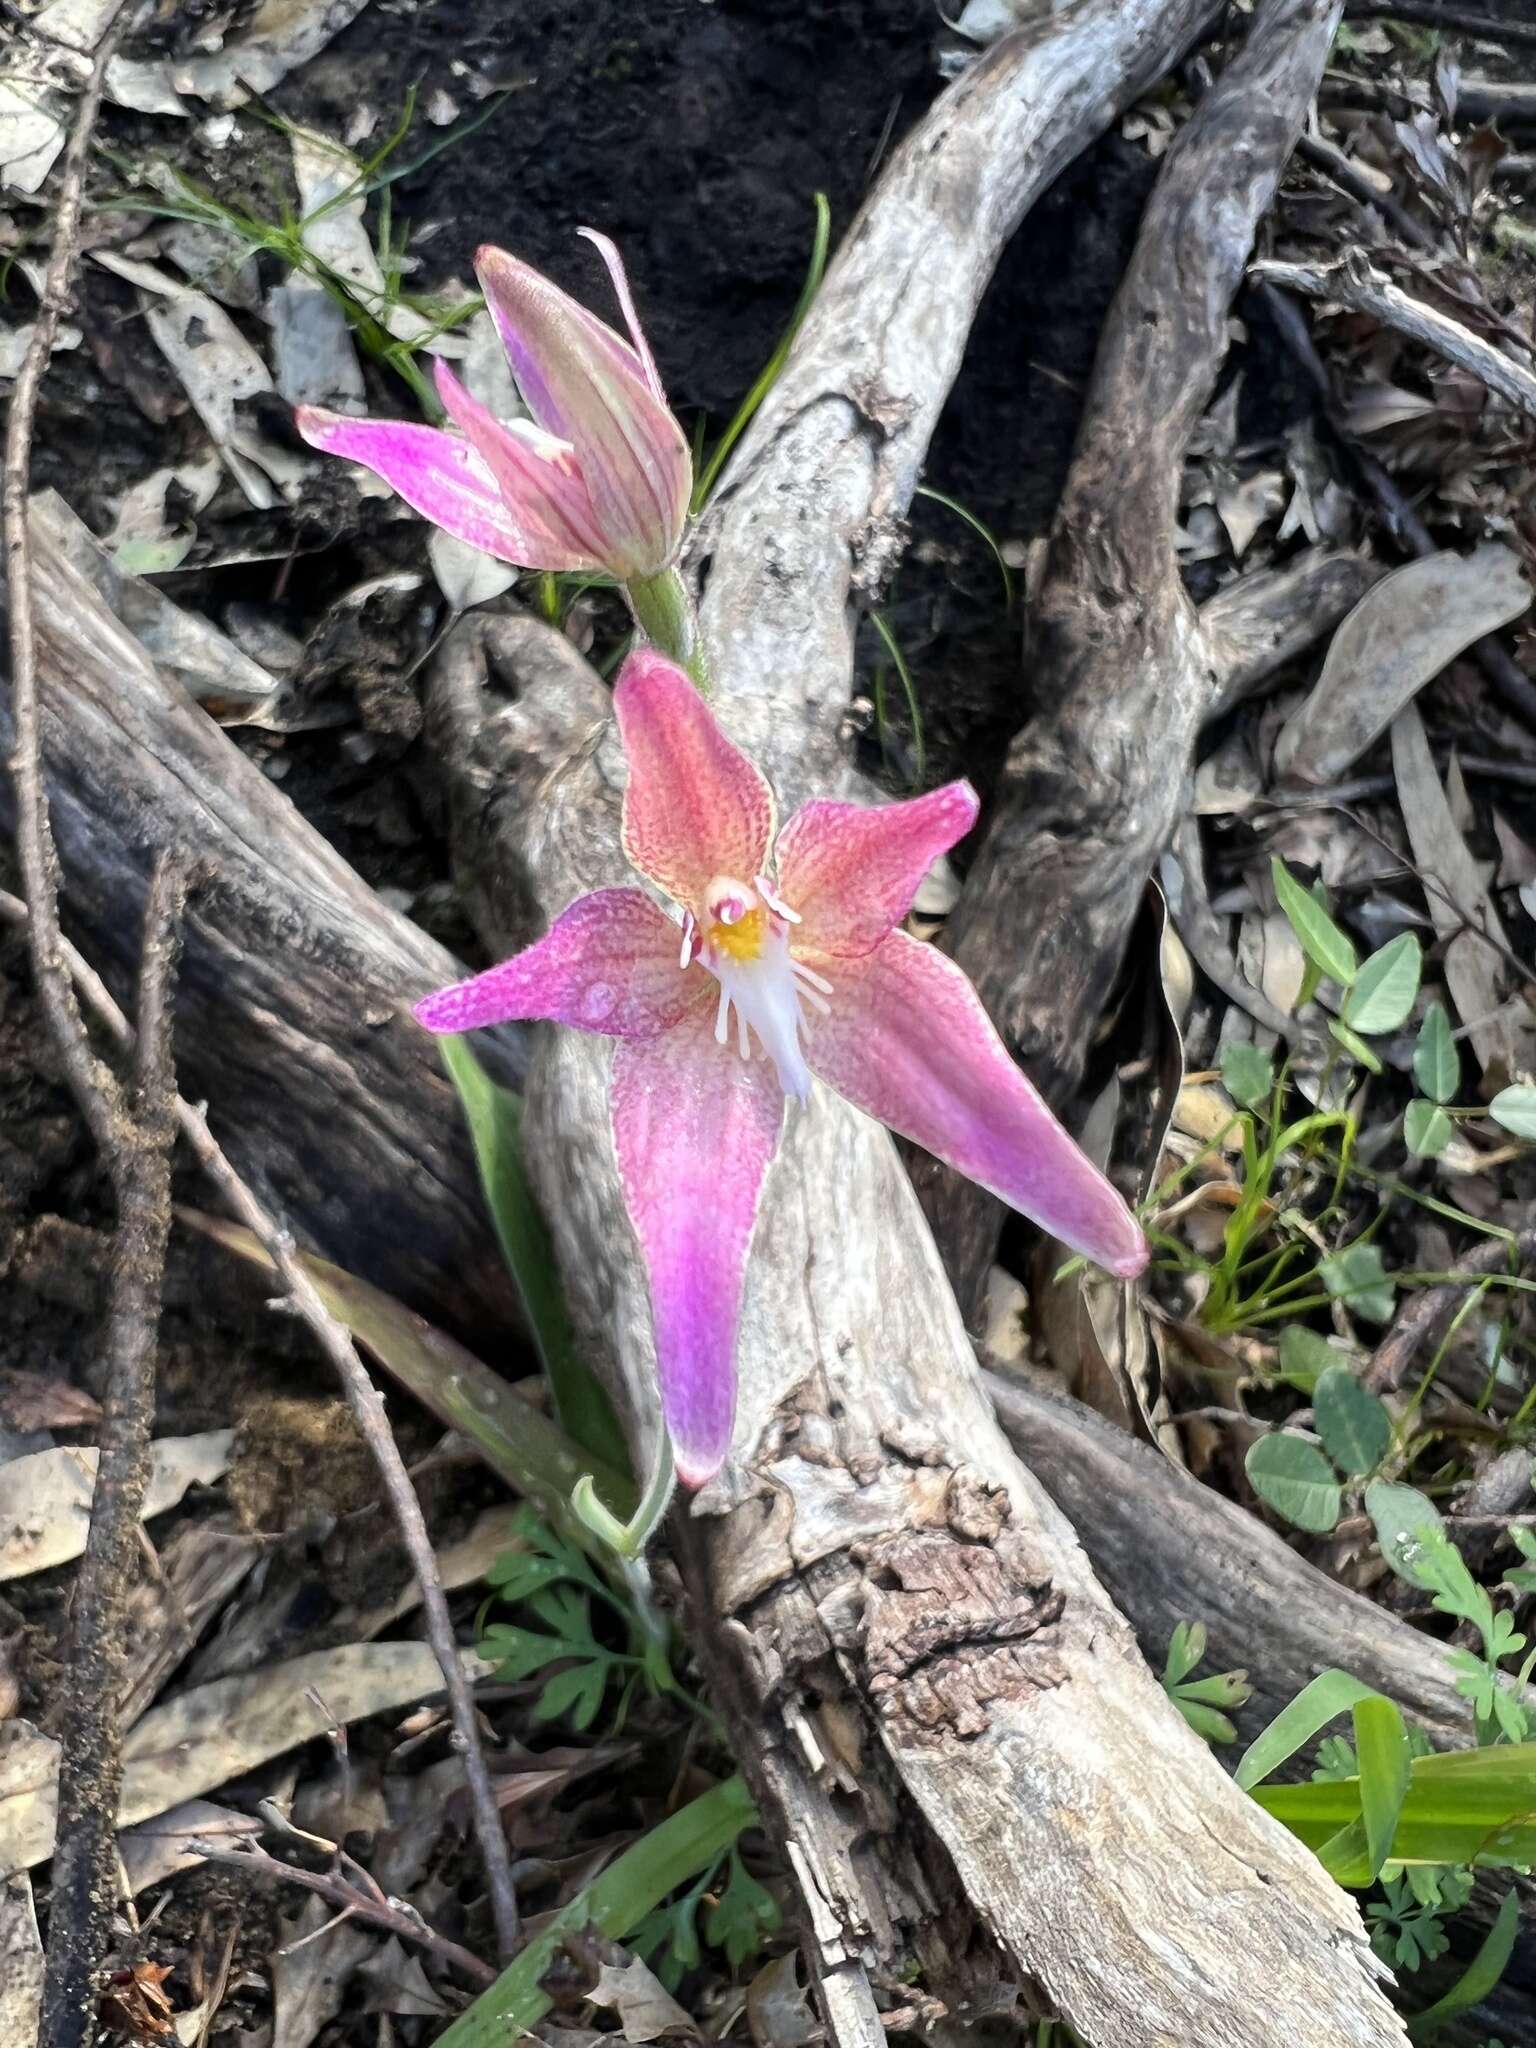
[294,233,691,583]
[415,653,1148,1486]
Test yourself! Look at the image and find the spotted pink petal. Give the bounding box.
[413,889,705,1038]
[612,1006,784,1486]
[293,406,587,571]
[614,651,775,918]
[432,360,607,571]
[474,244,690,579]
[805,932,1149,1278]
[775,781,979,960]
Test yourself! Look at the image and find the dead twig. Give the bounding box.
[1365,1228,1536,1394]
[0,890,522,1960]
[38,854,184,2048]
[195,1839,495,1988]
[1252,254,1536,421]
[1,0,131,1160]
[1342,1,1536,50]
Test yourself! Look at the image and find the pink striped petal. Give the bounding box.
[413,889,704,1038]
[805,933,1149,1278]
[432,360,607,570]
[294,406,582,571]
[612,1006,784,1485]
[474,244,690,579]
[775,781,979,960]
[577,227,667,403]
[614,651,775,918]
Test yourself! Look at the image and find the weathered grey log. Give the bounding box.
[426,5,1404,2040]
[989,1372,1536,2046]
[0,523,521,1332]
[918,0,1350,1320]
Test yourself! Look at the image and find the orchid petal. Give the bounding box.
[577,226,667,404]
[615,651,775,918]
[474,244,690,578]
[612,1006,784,1485]
[413,888,705,1038]
[805,932,1149,1278]
[294,406,581,571]
[776,781,979,959]
[432,360,607,570]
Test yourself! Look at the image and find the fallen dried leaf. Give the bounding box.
[587,1957,697,2042]
[1275,546,1532,785]
[0,1430,233,1582]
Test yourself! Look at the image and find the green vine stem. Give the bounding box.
[433,1774,756,2048]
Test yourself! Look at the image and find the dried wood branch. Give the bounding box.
[918,0,1349,1316]
[1252,255,1536,421]
[1365,1228,1536,1394]
[39,855,183,2048]
[427,5,1405,2039]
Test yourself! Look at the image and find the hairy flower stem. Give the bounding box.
[626,565,708,689]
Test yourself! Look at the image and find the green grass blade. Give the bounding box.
[1354,1695,1412,1883]
[691,193,831,512]
[1407,1887,1518,2039]
[1235,1671,1385,1790]
[439,1035,630,1478]
[434,1775,756,2048]
[914,485,1015,608]
[868,609,926,784]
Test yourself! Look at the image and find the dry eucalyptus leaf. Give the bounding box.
[0,1641,489,1875]
[428,529,518,613]
[1392,703,1536,1087]
[745,1951,819,2048]
[587,1957,698,2042]
[0,1429,233,1583]
[272,1890,371,2048]
[117,1799,263,1896]
[1274,546,1531,785]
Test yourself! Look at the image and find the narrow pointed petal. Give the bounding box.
[615,651,775,916]
[775,781,979,959]
[432,360,607,570]
[474,245,690,577]
[413,889,705,1038]
[612,1007,784,1485]
[805,933,1149,1278]
[294,406,579,570]
[577,226,667,403]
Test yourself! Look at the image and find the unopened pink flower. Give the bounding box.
[294,233,690,582]
[415,652,1148,1485]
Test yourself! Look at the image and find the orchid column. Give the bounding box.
[295,232,704,682]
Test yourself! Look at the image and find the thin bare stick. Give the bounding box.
[197,1840,495,1988]
[1,0,132,1159]
[1253,254,1536,421]
[1365,1227,1536,1394]
[0,887,522,1961]
[40,853,185,2048]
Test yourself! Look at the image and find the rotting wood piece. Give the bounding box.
[917,0,1352,1322]
[0,520,522,1336]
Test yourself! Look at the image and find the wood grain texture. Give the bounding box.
[0,523,522,1333]
[427,4,1404,2040]
[918,0,1350,1319]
